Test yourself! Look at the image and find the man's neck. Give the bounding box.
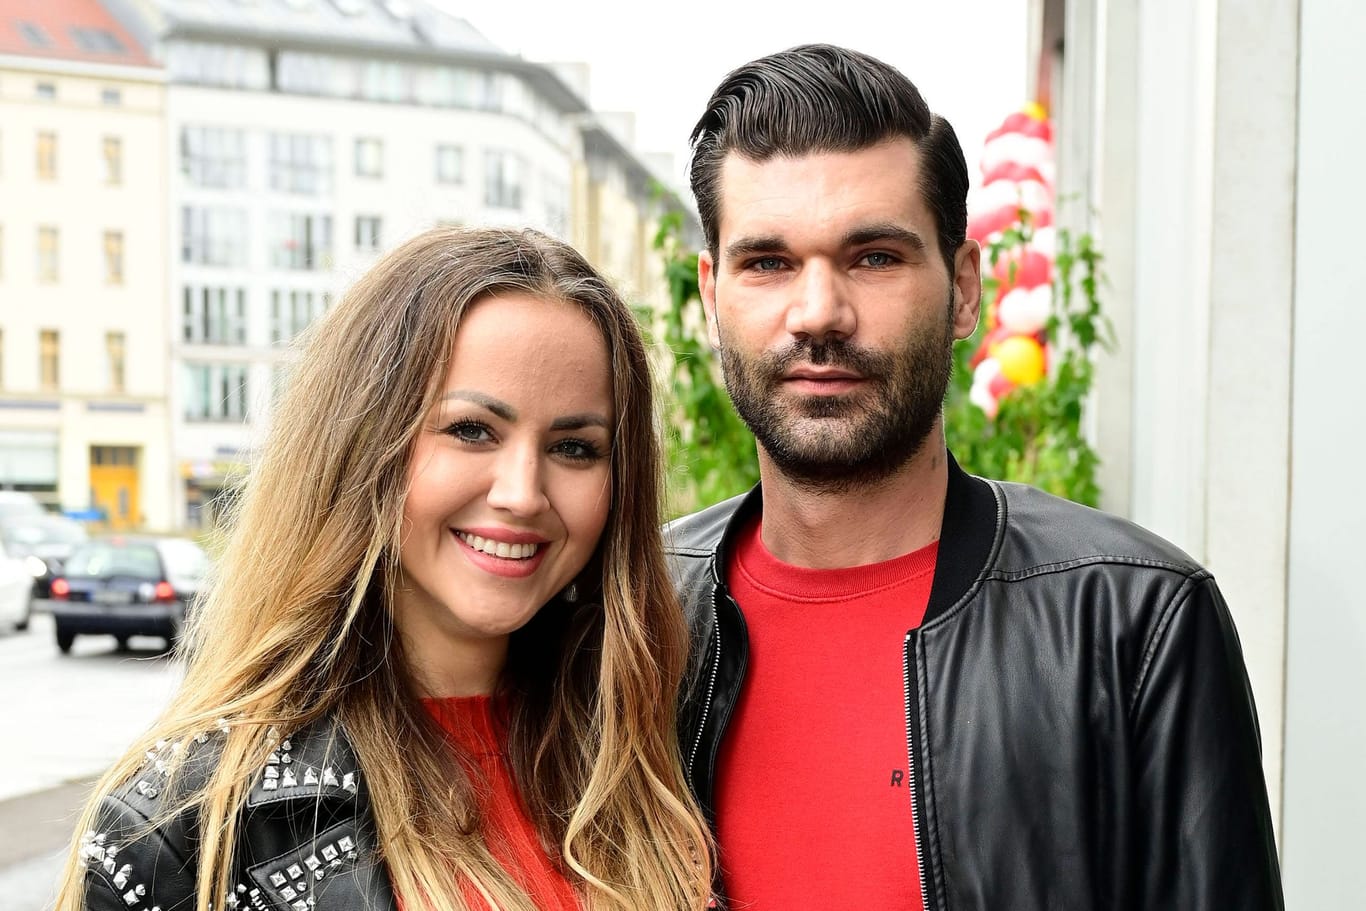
[757,430,950,570]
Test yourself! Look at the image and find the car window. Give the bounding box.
[2,521,87,547]
[65,543,162,579]
[0,497,44,520]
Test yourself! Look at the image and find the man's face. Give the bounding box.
[698,139,981,490]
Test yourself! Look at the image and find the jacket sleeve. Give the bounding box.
[1129,573,1285,910]
[78,792,197,911]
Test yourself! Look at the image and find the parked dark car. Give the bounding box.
[0,515,89,600]
[48,536,209,653]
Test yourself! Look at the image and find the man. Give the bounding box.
[666,44,1283,910]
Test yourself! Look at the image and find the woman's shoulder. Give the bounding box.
[77,716,388,911]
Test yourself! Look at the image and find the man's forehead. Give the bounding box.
[714,140,933,245]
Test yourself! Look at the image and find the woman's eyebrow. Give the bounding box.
[550,413,610,431]
[442,390,516,421]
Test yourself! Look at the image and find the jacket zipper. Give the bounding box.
[904,630,933,911]
[686,600,721,779]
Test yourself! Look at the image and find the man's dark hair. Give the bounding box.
[688,43,970,276]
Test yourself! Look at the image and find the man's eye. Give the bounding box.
[751,257,784,271]
[862,252,895,267]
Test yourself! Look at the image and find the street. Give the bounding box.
[0,608,183,910]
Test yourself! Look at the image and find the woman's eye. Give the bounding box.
[443,421,493,444]
[552,439,604,462]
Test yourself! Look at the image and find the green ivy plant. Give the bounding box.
[944,222,1112,506]
[644,211,759,518]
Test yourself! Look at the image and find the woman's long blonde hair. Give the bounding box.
[56,226,714,910]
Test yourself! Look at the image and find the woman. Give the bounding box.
[55,227,714,911]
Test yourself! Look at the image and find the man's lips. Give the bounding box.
[782,367,866,394]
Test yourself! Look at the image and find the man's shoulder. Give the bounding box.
[991,479,1205,577]
[663,489,752,559]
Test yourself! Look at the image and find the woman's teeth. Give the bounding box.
[456,532,539,559]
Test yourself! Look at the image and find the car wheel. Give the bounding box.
[55,625,75,654]
[15,596,31,632]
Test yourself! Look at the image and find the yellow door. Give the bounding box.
[89,446,140,530]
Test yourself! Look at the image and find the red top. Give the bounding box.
[715,516,937,909]
[420,696,581,911]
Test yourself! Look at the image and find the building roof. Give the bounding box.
[101,0,589,111]
[0,0,154,67]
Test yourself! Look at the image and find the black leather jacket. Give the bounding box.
[664,459,1284,910]
[77,719,396,911]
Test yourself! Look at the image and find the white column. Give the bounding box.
[1281,0,1366,903]
[1071,0,1297,830]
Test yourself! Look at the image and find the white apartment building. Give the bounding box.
[0,5,173,530]
[103,0,595,528]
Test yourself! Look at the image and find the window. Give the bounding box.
[435,144,463,184]
[270,289,330,343]
[269,132,333,195]
[0,225,4,280]
[105,332,126,393]
[0,329,5,388]
[180,126,247,189]
[102,137,122,185]
[37,227,58,282]
[483,150,524,209]
[69,27,127,54]
[354,138,383,178]
[354,215,382,253]
[35,81,56,100]
[40,330,59,390]
[165,42,270,91]
[37,131,56,180]
[18,22,53,48]
[183,363,249,421]
[182,286,248,344]
[359,60,410,102]
[101,87,122,105]
[104,231,124,284]
[270,212,333,270]
[182,206,248,266]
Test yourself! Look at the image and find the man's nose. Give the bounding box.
[785,260,855,342]
[485,447,550,517]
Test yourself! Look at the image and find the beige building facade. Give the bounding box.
[0,46,173,530]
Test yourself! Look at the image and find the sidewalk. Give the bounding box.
[0,779,94,868]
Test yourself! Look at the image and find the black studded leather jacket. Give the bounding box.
[664,457,1285,910]
[77,720,395,911]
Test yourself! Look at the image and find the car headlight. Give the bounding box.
[25,556,47,578]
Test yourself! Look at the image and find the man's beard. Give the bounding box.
[719,303,955,492]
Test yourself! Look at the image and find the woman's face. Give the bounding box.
[395,292,614,694]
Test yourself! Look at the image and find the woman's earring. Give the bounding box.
[562,583,579,604]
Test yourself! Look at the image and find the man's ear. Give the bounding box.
[951,239,982,340]
[698,249,722,349]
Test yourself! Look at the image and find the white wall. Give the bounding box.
[1280,0,1366,903]
[1056,0,1298,830]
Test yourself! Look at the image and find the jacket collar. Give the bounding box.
[923,453,1002,625]
[245,717,366,809]
[710,452,1001,626]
